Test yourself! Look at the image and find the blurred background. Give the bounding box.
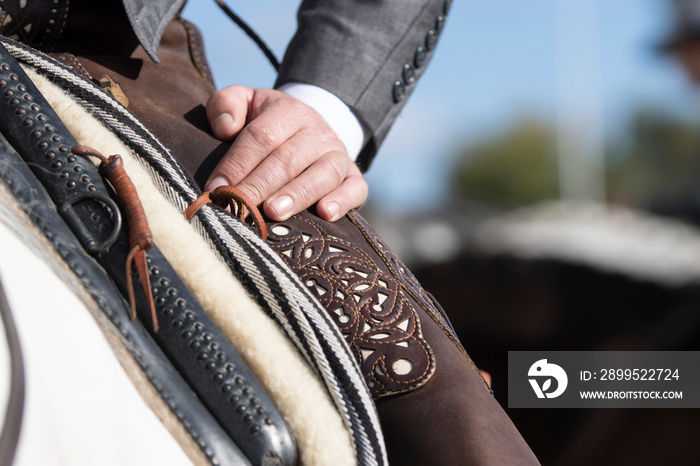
[184,0,700,218]
[184,1,700,465]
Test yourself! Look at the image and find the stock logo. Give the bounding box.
[528,359,568,399]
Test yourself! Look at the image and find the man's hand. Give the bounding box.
[205,85,368,222]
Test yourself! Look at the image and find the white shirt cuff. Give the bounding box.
[277,82,365,161]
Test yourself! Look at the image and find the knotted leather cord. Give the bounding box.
[1,37,388,465]
[185,185,268,240]
[72,145,159,332]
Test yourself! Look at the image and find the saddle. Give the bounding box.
[0,13,539,466]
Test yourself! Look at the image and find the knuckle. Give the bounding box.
[318,124,339,143]
[288,96,310,114]
[246,122,278,149]
[238,179,266,204]
[217,157,247,182]
[289,181,314,205]
[320,153,348,186]
[271,145,302,173]
[354,177,369,199]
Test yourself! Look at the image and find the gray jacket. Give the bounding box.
[125,0,451,168]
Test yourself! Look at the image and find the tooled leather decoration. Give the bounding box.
[346,212,466,350]
[267,214,435,399]
[0,0,70,51]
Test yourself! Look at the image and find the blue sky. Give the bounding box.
[182,1,694,214]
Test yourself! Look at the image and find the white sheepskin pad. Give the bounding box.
[22,66,355,466]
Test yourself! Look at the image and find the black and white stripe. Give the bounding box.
[0,37,387,466]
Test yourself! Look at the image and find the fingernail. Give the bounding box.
[212,112,234,135]
[326,201,340,221]
[269,195,293,219]
[205,176,228,192]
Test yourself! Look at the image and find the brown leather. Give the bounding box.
[50,16,219,188]
[72,145,158,331]
[185,186,268,240]
[266,211,437,399]
[266,208,540,465]
[0,0,71,50]
[43,13,540,465]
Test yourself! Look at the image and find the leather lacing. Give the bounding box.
[185,185,268,240]
[72,146,159,332]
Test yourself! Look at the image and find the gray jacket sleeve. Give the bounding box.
[275,0,452,171]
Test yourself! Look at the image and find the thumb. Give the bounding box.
[206,84,254,139]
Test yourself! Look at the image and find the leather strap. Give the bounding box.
[0,132,250,465]
[0,34,388,465]
[185,185,268,240]
[0,41,297,465]
[0,43,121,254]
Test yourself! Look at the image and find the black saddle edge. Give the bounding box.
[0,35,387,466]
[0,38,298,466]
[0,131,251,465]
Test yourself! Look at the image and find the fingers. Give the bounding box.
[316,165,368,222]
[206,85,253,140]
[204,86,368,222]
[205,87,312,191]
[265,162,368,222]
[230,121,344,202]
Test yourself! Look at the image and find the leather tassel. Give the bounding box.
[73,145,158,332]
[127,245,158,332]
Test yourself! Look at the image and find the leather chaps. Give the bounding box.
[0,3,540,465]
